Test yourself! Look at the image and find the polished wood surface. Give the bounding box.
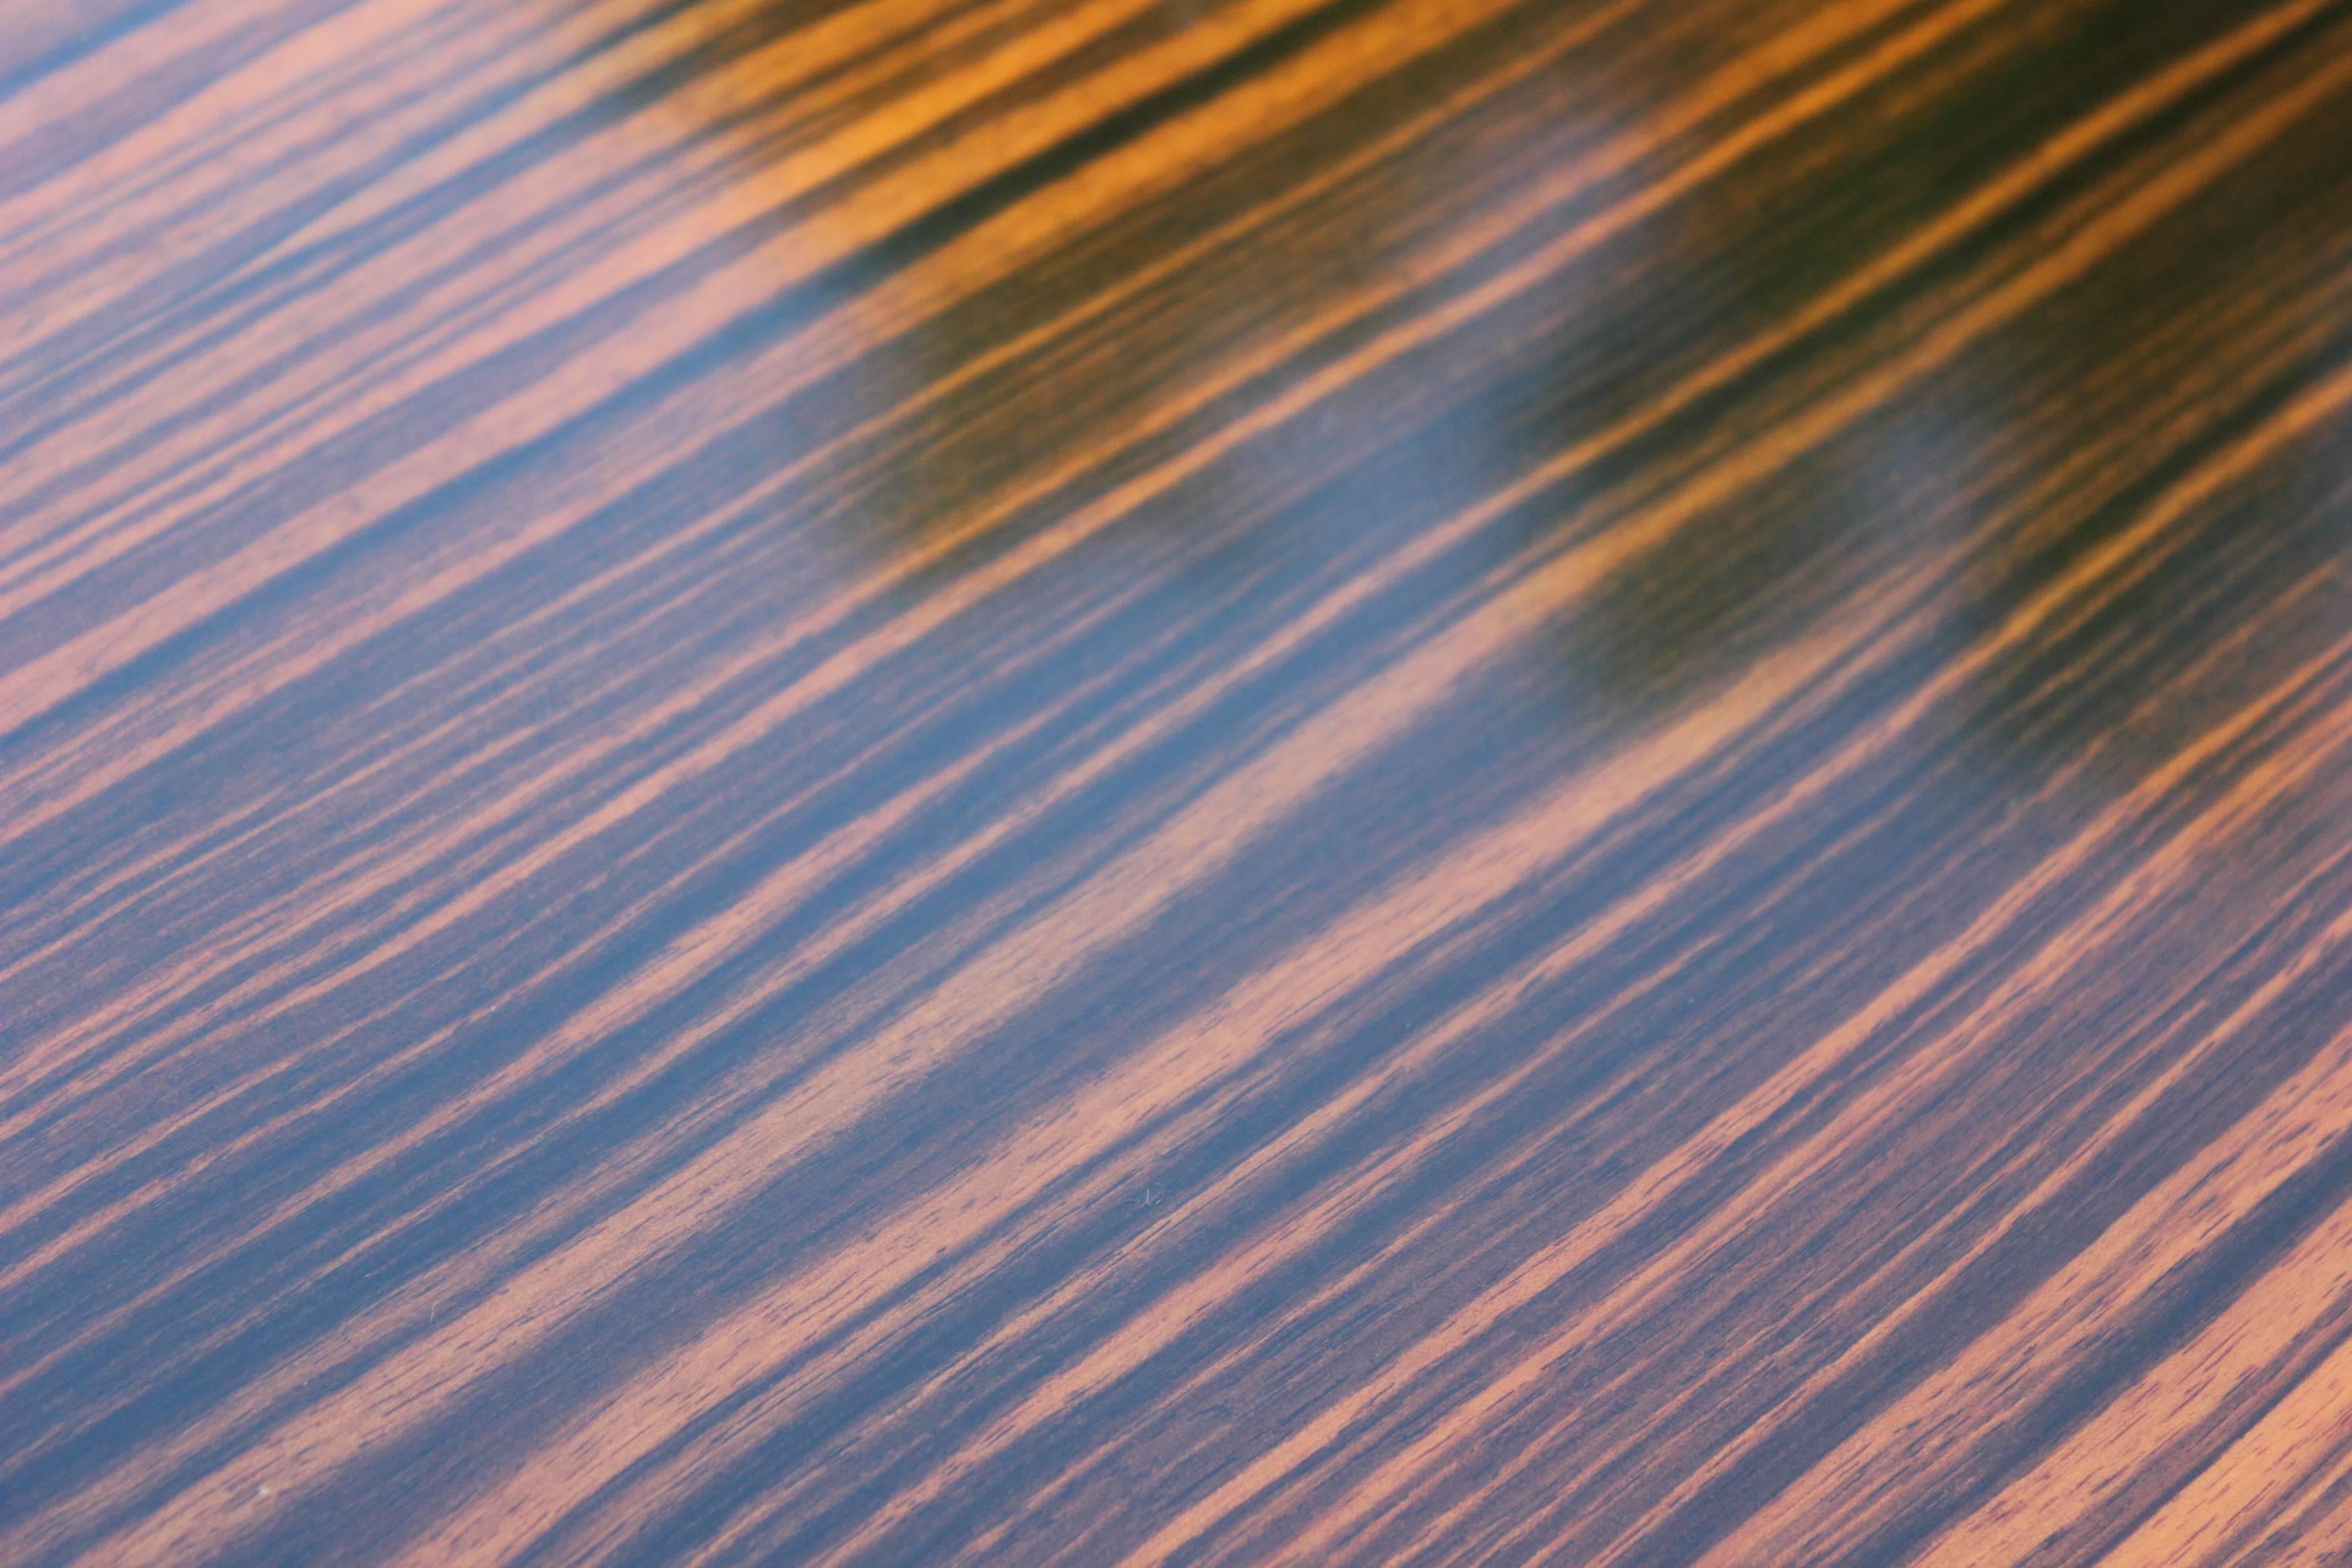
[6,1,2352,1563]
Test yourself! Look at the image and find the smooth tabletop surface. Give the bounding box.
[5,0,2352,1563]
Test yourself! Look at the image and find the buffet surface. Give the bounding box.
[5,0,2352,1563]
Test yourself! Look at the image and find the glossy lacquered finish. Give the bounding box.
[5,1,2352,1563]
